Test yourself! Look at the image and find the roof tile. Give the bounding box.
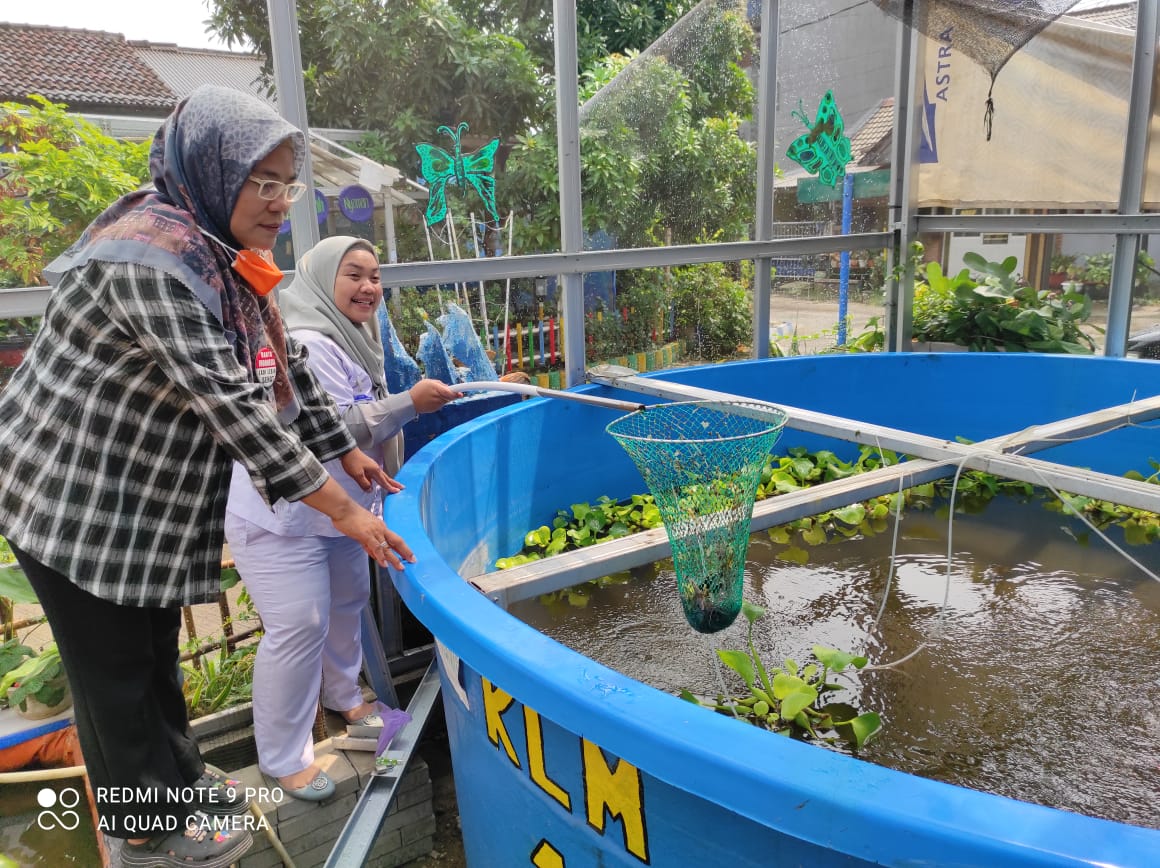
[0,23,174,110]
[848,98,893,166]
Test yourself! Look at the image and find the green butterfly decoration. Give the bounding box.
[415,122,500,227]
[785,90,852,188]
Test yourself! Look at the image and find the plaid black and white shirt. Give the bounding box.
[0,261,357,607]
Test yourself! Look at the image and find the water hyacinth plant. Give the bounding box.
[0,641,67,711]
[679,602,882,749]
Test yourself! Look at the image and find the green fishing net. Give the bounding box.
[607,401,787,633]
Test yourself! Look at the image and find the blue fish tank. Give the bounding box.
[385,353,1160,867]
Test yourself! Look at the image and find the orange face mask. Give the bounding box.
[232,248,285,296]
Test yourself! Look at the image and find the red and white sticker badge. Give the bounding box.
[255,346,278,388]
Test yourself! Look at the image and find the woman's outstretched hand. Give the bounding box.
[409,379,461,414]
[301,478,415,568]
[334,507,415,569]
[341,447,403,493]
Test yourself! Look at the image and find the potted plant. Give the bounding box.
[911,252,1095,353]
[1068,250,1158,298]
[1081,252,1113,299]
[1061,257,1087,294]
[1049,253,1076,289]
[0,641,71,720]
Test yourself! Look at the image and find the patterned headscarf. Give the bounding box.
[279,236,388,398]
[44,85,303,420]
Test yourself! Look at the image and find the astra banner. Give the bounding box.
[914,15,1160,209]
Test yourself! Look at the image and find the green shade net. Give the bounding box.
[607,401,787,633]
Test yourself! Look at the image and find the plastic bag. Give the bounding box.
[416,322,461,385]
[438,303,498,382]
[378,306,422,394]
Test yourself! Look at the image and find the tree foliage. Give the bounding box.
[669,255,752,358]
[0,96,149,287]
[577,0,700,71]
[205,0,757,360]
[499,3,756,252]
[207,0,547,168]
[440,0,699,73]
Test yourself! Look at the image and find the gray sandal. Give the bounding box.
[119,814,251,868]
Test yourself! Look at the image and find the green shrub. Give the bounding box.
[912,253,1095,353]
[671,259,751,360]
[0,96,148,287]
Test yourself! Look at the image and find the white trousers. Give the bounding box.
[224,513,370,778]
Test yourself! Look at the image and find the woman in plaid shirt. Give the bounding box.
[0,86,412,868]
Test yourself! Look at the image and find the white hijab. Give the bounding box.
[279,236,387,398]
[279,236,403,472]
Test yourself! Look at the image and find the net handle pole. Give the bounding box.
[453,381,646,413]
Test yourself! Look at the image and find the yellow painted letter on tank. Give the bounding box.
[581,738,649,863]
[482,678,520,767]
[524,706,571,811]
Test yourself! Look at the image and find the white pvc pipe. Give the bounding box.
[454,381,646,414]
[0,764,86,783]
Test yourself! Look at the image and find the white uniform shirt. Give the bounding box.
[226,329,416,537]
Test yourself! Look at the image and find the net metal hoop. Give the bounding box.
[605,400,788,444]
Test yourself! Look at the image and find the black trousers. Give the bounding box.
[11,544,204,838]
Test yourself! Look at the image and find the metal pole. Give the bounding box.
[1104,0,1158,356]
[554,0,586,386]
[838,171,854,345]
[469,212,489,330]
[384,192,402,316]
[751,0,780,359]
[886,0,918,351]
[323,661,442,867]
[266,0,320,260]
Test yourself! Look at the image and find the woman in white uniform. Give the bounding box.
[225,236,457,800]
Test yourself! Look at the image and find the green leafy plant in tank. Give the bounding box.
[1045,459,1160,546]
[494,494,663,570]
[679,601,882,749]
[496,447,1160,575]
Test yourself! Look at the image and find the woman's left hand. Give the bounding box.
[341,448,404,493]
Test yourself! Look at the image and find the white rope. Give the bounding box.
[501,212,515,375]
[858,401,1160,672]
[422,220,443,314]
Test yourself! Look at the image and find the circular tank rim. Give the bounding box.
[387,353,1160,866]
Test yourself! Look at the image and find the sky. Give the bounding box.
[8,0,1126,52]
[5,0,241,50]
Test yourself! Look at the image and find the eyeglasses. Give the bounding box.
[247,176,308,203]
